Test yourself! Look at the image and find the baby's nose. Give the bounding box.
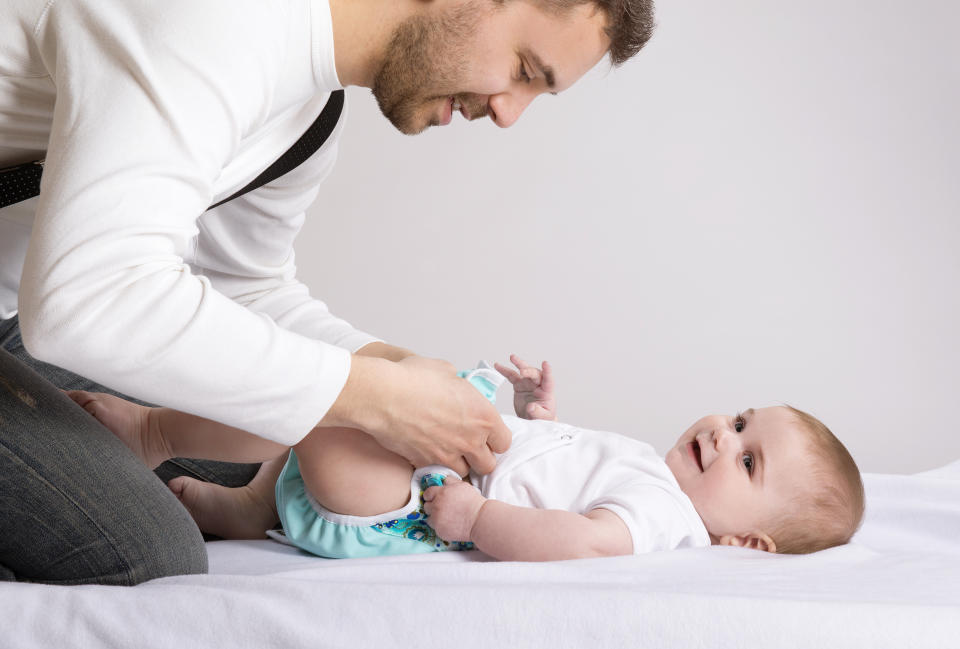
[713,426,734,449]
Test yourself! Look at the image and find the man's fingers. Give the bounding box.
[464,445,497,476]
[485,418,512,455]
[409,450,468,477]
[447,455,470,477]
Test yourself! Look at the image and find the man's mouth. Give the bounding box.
[439,96,462,126]
[687,440,704,472]
[439,97,454,126]
[450,96,471,121]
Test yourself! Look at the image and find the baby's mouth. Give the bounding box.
[687,440,704,472]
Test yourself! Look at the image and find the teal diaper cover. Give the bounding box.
[275,456,473,558]
[273,362,501,559]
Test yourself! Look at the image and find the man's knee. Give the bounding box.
[0,484,207,586]
[118,498,209,585]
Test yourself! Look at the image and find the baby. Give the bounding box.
[68,356,865,560]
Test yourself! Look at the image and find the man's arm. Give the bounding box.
[20,0,344,446]
[19,1,511,473]
[422,479,633,560]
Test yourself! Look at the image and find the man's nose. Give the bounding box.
[487,90,537,128]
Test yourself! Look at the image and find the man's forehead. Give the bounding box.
[507,0,611,91]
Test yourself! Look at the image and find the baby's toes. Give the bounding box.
[167,476,192,502]
[65,389,91,408]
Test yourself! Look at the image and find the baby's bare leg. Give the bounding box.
[294,426,415,516]
[176,426,420,536]
[156,407,288,463]
[66,390,288,468]
[169,453,287,539]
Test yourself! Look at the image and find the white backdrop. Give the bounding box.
[295,0,960,474]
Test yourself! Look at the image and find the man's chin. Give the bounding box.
[398,121,431,136]
[381,111,429,136]
[378,98,437,135]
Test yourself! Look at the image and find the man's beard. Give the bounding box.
[372,4,489,134]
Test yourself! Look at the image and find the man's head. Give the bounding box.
[664,405,864,554]
[371,0,656,134]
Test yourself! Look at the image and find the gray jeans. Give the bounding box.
[0,316,260,585]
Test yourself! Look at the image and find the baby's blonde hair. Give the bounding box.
[766,406,865,554]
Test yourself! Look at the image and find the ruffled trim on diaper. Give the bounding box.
[304,465,461,527]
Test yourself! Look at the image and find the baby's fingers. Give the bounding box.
[494,361,522,385]
[509,354,536,373]
[540,361,555,393]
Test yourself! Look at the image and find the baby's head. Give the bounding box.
[664,405,864,554]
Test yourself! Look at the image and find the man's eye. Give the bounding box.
[742,453,754,474]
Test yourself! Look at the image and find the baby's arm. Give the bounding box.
[422,479,633,561]
[494,355,558,421]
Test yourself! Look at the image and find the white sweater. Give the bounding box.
[0,0,379,444]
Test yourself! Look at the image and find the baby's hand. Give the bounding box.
[422,477,486,542]
[494,354,558,421]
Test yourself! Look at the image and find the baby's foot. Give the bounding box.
[67,390,170,468]
[168,476,279,540]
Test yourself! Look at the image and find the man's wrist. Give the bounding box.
[318,354,395,431]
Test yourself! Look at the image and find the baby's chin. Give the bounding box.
[663,445,685,482]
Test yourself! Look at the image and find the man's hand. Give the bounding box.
[422,476,486,542]
[318,355,512,476]
[494,354,558,421]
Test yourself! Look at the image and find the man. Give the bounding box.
[0,0,654,584]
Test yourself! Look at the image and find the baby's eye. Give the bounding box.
[742,452,754,474]
[734,413,746,433]
[519,62,532,83]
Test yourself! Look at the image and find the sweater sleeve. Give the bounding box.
[18,0,349,444]
[193,124,382,355]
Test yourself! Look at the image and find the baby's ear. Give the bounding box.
[717,533,777,553]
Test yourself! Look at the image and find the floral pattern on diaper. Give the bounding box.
[372,473,474,551]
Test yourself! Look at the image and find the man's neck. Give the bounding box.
[329,0,413,88]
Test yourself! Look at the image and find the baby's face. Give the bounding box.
[664,406,813,546]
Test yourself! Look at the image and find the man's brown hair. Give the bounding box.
[528,0,656,66]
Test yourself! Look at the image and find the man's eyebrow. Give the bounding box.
[524,50,557,94]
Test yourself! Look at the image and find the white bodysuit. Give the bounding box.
[472,416,710,554]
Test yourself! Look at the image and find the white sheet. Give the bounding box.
[4,460,959,649]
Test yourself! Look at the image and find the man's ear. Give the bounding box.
[718,532,777,553]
